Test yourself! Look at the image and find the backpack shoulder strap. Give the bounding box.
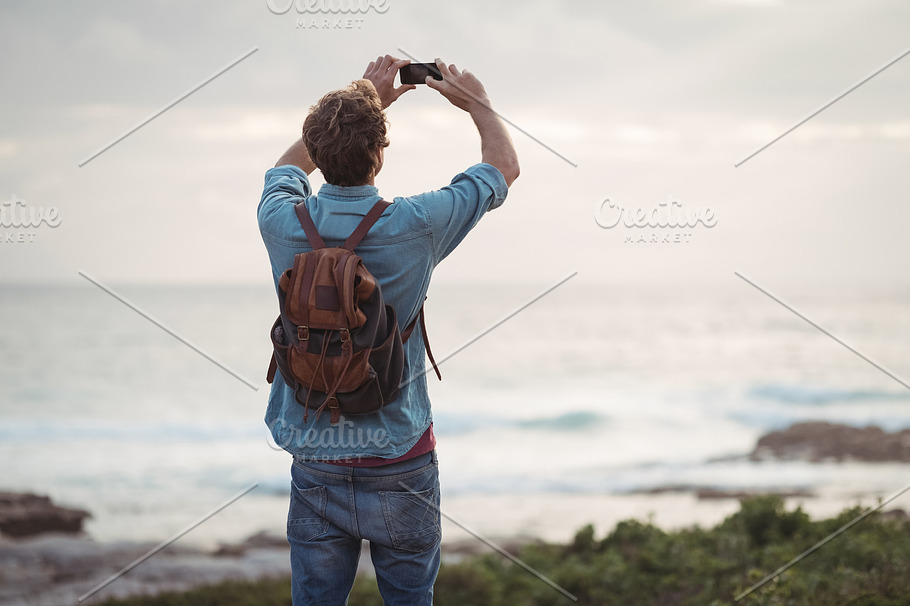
[295,202,326,249]
[402,306,442,381]
[343,200,391,251]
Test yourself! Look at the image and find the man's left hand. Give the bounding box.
[363,55,415,108]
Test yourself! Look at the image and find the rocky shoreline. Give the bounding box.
[0,495,534,606]
[0,492,91,538]
[0,531,293,606]
[2,421,907,605]
[0,525,542,606]
[750,421,910,463]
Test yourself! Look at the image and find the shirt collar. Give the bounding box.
[317,183,379,201]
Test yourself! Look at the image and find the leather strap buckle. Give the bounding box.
[328,397,341,425]
[297,326,309,341]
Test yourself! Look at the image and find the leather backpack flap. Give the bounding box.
[285,248,363,331]
[281,253,313,331]
[283,249,381,394]
[349,261,377,328]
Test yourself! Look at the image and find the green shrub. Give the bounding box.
[96,498,910,606]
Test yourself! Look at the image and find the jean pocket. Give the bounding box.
[288,484,329,542]
[379,486,441,553]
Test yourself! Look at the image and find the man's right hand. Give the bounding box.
[425,58,490,113]
[363,54,416,109]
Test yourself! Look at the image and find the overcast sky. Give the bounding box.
[1,0,908,291]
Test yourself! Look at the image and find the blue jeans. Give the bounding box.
[288,450,442,605]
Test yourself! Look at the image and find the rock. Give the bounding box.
[750,422,910,463]
[238,530,289,550]
[881,508,908,522]
[0,534,155,604]
[695,488,814,501]
[441,535,543,558]
[627,486,816,500]
[212,543,247,557]
[0,492,91,538]
[213,530,288,557]
[633,485,697,495]
[0,533,291,605]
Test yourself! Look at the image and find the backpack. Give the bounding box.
[266,199,440,425]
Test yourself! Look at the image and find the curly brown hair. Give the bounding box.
[302,79,389,187]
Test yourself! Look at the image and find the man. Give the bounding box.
[257,54,519,605]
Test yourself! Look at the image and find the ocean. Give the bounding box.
[1,281,908,547]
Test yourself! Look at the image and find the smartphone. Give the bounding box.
[399,63,443,85]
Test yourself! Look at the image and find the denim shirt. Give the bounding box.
[258,163,508,460]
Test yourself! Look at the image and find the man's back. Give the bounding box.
[258,161,507,460]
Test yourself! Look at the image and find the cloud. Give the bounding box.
[184,108,299,142]
[880,121,910,139]
[0,0,908,287]
[0,139,18,159]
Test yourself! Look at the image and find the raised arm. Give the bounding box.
[275,137,316,174]
[426,59,519,187]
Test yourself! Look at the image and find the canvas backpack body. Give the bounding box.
[266,199,438,425]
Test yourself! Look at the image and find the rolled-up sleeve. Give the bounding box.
[416,163,508,264]
[257,165,312,235]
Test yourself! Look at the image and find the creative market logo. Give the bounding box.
[266,0,390,30]
[0,194,62,244]
[267,415,391,453]
[594,197,717,244]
